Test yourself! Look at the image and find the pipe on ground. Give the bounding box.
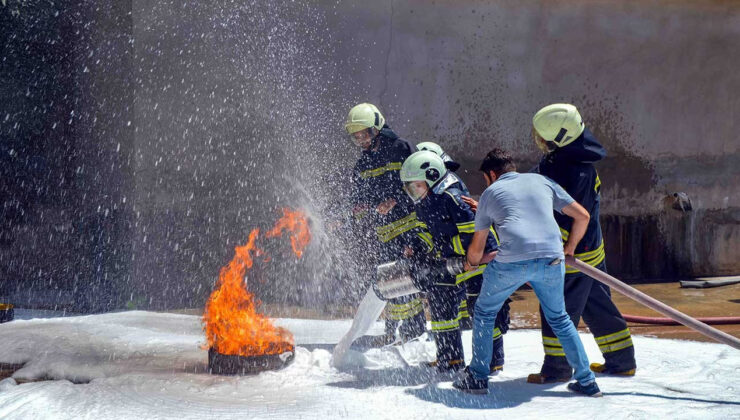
[566,256,740,350]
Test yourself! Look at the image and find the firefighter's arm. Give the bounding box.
[349,169,369,216]
[466,189,498,268]
[428,191,464,237]
[441,190,475,239]
[447,191,483,251]
[378,140,414,215]
[561,201,590,256]
[376,198,397,215]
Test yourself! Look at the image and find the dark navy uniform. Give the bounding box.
[441,163,473,329]
[350,125,428,341]
[414,173,511,368]
[533,127,636,377]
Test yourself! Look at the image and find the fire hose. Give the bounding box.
[565,256,740,350]
[373,257,740,350]
[621,314,740,326]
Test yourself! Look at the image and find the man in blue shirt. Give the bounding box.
[453,148,601,397]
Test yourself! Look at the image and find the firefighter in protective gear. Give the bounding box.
[416,142,463,174]
[532,103,585,153]
[528,103,636,383]
[346,103,428,343]
[401,151,510,372]
[415,142,469,193]
[415,142,474,327]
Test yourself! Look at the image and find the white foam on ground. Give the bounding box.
[0,311,738,419]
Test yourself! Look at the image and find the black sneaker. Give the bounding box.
[567,381,603,397]
[452,368,488,394]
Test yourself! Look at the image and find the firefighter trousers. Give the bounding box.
[427,283,464,365]
[375,215,429,342]
[385,293,427,341]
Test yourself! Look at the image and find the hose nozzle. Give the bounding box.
[373,257,469,300]
[444,256,467,276]
[373,260,421,300]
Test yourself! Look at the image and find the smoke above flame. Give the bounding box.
[203,208,311,356]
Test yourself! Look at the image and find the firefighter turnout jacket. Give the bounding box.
[350,125,427,251]
[533,127,606,274]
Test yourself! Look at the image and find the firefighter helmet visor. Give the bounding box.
[403,181,429,204]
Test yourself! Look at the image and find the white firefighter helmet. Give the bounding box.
[401,151,448,203]
[416,141,444,156]
[345,103,386,134]
[401,150,448,187]
[532,103,585,150]
[416,141,452,162]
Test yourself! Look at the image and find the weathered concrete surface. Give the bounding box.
[325,0,740,279]
[1,1,134,311]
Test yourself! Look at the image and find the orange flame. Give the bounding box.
[203,209,311,356]
[266,208,311,258]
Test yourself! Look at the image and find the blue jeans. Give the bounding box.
[470,258,596,385]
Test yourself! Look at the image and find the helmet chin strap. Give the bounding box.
[412,188,429,204]
[369,129,381,151]
[535,136,558,154]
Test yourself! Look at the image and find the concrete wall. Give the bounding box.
[2,0,738,311]
[1,1,134,311]
[325,0,740,279]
